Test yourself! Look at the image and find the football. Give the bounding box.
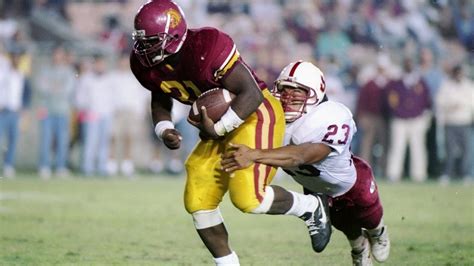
[187,88,236,125]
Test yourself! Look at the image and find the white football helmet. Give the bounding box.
[273,60,326,123]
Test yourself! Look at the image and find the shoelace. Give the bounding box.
[304,217,322,235]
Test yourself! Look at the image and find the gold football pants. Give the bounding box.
[184,90,285,213]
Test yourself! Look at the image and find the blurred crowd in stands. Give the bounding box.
[0,0,472,184]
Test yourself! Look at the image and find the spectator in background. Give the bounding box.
[68,57,91,171]
[419,48,443,103]
[32,0,68,21]
[376,0,407,50]
[315,18,352,64]
[35,44,75,179]
[100,15,129,54]
[282,1,322,44]
[404,2,443,54]
[3,28,34,113]
[355,55,390,178]
[0,10,18,41]
[347,1,379,46]
[419,47,445,178]
[322,56,356,112]
[0,48,10,176]
[452,0,474,52]
[385,57,432,182]
[435,2,457,39]
[3,30,34,160]
[75,54,114,176]
[107,53,148,177]
[436,65,474,185]
[0,51,25,178]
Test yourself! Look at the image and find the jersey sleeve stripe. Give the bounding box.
[214,45,240,79]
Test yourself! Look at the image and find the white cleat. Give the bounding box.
[366,226,390,262]
[351,238,372,266]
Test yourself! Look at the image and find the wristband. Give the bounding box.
[154,120,174,140]
[214,120,227,136]
[213,107,244,136]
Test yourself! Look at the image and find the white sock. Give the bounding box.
[349,235,366,252]
[366,219,385,237]
[214,251,240,266]
[285,191,319,217]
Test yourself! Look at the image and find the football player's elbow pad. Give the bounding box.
[250,186,274,214]
[192,208,224,230]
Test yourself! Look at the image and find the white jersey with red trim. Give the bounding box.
[283,100,357,197]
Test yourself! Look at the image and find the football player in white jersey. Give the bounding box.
[221,61,390,266]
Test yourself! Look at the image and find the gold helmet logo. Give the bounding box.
[167,8,181,29]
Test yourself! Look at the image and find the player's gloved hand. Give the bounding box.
[197,106,221,140]
[221,143,254,172]
[162,128,182,150]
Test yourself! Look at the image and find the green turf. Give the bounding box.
[1,174,473,265]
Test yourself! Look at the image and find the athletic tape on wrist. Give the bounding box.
[154,120,174,140]
[214,107,244,136]
[214,121,227,136]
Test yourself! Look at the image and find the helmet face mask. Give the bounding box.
[273,61,326,123]
[273,82,319,123]
[133,0,187,67]
[133,31,176,65]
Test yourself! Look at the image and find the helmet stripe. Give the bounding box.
[162,13,171,49]
[164,13,171,34]
[289,61,302,77]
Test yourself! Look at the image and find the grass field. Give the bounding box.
[1,174,473,266]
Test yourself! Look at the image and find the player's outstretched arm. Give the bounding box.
[221,143,332,172]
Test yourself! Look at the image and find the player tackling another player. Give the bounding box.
[222,61,391,266]
[130,1,331,265]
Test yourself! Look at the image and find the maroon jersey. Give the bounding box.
[130,27,266,105]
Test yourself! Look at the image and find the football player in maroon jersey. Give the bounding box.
[130,1,330,264]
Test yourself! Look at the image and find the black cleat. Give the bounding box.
[299,194,332,253]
